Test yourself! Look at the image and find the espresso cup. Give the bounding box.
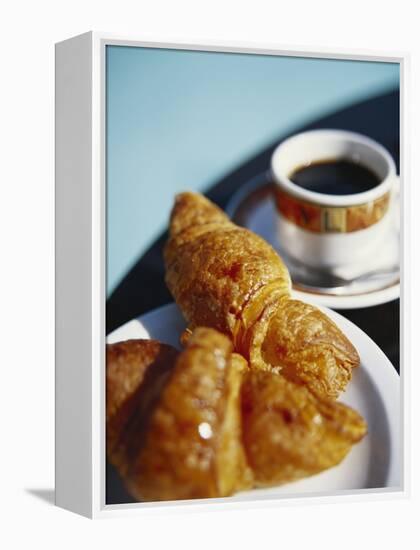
[271,129,399,269]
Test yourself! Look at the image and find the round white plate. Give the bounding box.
[226,177,400,309]
[107,302,401,499]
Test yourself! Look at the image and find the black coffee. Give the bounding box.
[289,159,380,196]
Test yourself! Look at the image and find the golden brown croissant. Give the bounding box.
[241,370,367,486]
[106,330,366,501]
[107,328,253,501]
[164,192,359,399]
[106,339,179,473]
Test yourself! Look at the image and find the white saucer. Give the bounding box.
[226,176,400,309]
[107,303,401,499]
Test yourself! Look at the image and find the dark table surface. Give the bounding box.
[106,89,400,504]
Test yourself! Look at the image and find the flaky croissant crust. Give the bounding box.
[165,193,291,340]
[106,332,367,501]
[165,192,359,399]
[241,369,367,486]
[107,329,253,501]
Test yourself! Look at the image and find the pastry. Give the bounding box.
[106,328,253,501]
[241,370,367,486]
[106,329,366,501]
[164,192,359,399]
[106,339,179,472]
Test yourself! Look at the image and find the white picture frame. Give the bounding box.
[55,31,409,519]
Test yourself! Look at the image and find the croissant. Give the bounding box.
[241,370,367,486]
[106,329,367,501]
[107,328,253,501]
[106,339,179,473]
[164,192,359,399]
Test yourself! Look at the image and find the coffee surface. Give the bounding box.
[289,159,380,196]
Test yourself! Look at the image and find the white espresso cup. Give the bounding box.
[271,129,399,269]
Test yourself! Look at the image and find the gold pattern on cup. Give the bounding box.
[274,188,391,234]
[321,208,346,232]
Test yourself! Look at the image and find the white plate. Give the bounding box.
[226,177,400,309]
[107,302,401,500]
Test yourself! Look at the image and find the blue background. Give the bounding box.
[106,45,399,296]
